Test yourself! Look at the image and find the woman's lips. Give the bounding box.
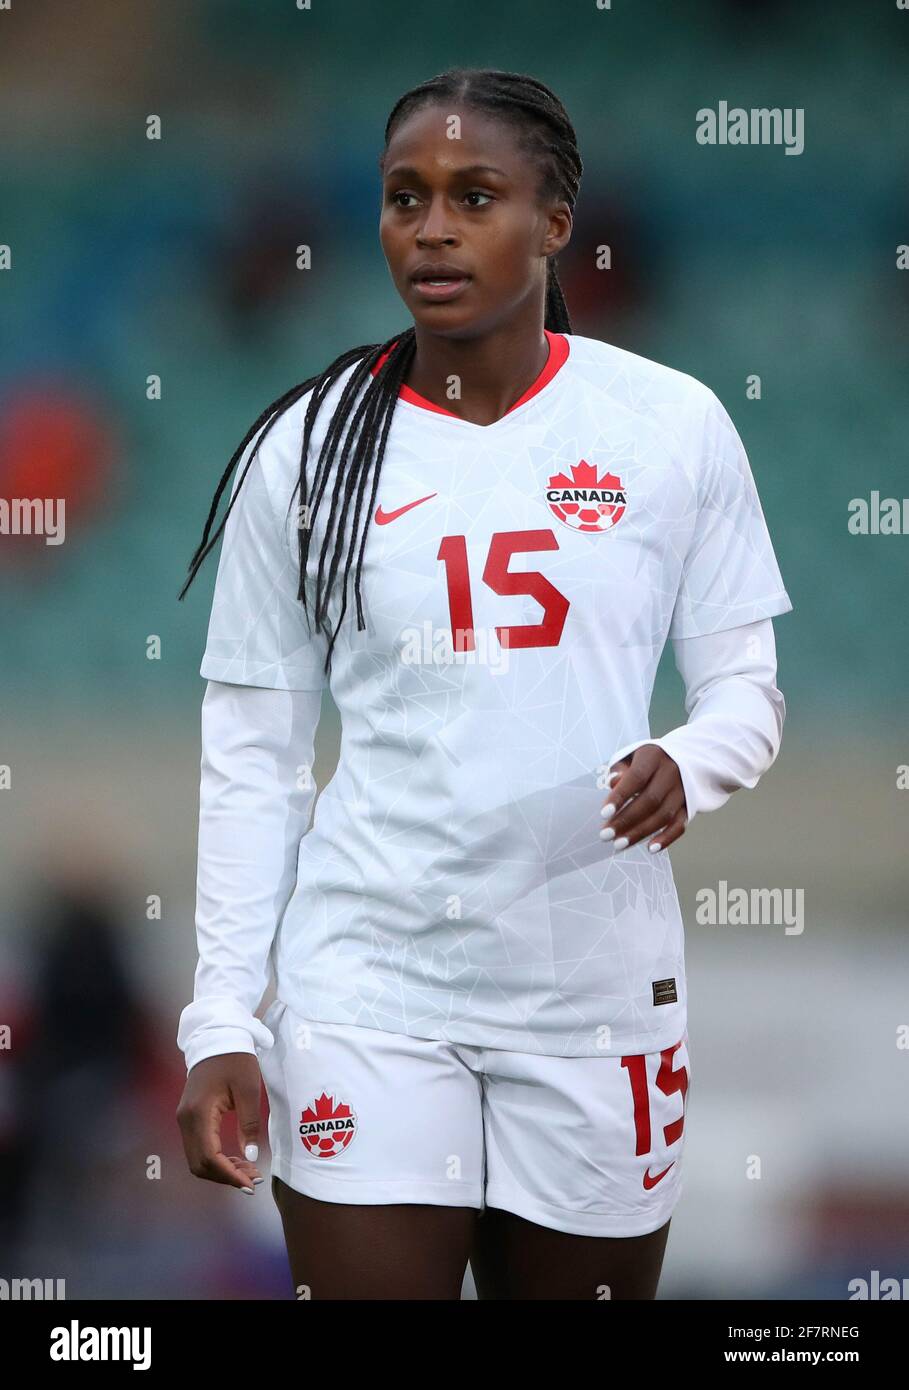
[411,276,471,301]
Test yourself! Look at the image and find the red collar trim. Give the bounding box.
[368,329,569,420]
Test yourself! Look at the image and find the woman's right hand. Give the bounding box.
[176,1052,266,1193]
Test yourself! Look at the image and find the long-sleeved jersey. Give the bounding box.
[178,331,792,1070]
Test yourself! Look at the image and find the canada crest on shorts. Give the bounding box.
[546,459,627,534]
[299,1091,358,1158]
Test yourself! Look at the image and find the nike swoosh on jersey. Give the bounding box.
[642,1162,675,1190]
[374,492,438,525]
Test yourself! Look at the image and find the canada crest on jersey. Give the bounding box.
[299,1091,358,1158]
[546,459,627,534]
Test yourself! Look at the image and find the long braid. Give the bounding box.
[176,344,369,600]
[180,68,583,681]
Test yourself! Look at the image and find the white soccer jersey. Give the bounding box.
[192,330,793,1059]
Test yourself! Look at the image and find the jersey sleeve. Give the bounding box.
[199,423,329,691]
[608,617,786,825]
[177,679,323,1073]
[668,390,793,640]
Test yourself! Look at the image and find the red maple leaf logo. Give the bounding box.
[299,1091,358,1158]
[545,457,627,534]
[548,458,623,491]
[302,1092,353,1123]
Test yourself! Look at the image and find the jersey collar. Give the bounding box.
[369,330,570,427]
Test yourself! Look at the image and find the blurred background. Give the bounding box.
[0,0,907,1300]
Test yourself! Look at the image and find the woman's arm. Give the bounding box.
[602,616,785,848]
[176,678,322,1073]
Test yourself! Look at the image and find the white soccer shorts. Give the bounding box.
[258,998,691,1238]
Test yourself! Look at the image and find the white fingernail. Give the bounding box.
[613,837,629,851]
[600,826,615,842]
[240,1186,255,1195]
[244,1144,258,1162]
[600,803,616,821]
[649,842,662,853]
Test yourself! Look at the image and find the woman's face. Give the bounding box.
[379,103,571,338]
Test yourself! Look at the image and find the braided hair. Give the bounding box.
[179,67,583,680]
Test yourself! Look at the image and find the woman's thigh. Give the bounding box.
[470,1205,671,1299]
[272,1176,477,1299]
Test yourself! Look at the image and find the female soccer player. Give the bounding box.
[176,67,792,1300]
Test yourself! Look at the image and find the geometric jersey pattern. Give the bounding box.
[200,332,792,1057]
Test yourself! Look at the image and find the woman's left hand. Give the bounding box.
[600,744,688,853]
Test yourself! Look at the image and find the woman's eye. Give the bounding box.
[464,191,492,206]
[392,192,418,208]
